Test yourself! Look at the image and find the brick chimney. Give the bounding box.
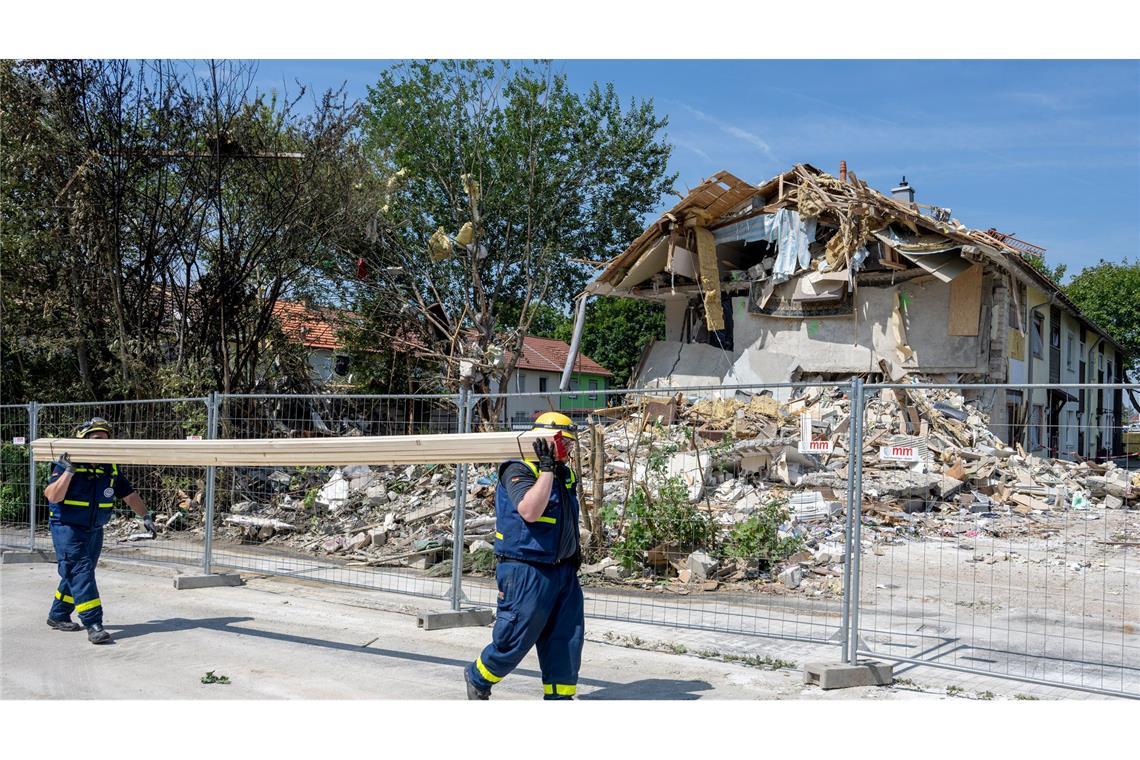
[892,176,915,204]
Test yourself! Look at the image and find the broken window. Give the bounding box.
[1066,334,1075,370]
[1049,317,1061,351]
[539,376,548,393]
[1008,280,1026,331]
[588,379,598,400]
[1030,404,1044,450]
[517,372,526,393]
[1031,313,1044,358]
[333,355,350,376]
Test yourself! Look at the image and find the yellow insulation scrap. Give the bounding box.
[693,226,724,331]
[460,173,481,204]
[455,221,474,247]
[428,227,453,261]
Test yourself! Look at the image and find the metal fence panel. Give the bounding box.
[465,382,856,647]
[0,405,33,550]
[205,394,464,600]
[851,382,1139,698]
[32,398,210,568]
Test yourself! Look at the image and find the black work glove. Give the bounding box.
[142,513,157,537]
[54,452,74,474]
[532,439,556,473]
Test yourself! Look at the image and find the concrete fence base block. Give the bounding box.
[1,549,56,564]
[417,609,495,631]
[173,573,244,590]
[804,661,894,690]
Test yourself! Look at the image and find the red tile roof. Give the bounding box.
[516,335,612,377]
[273,300,356,351]
[273,301,611,377]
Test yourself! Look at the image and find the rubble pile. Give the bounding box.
[105,386,1137,597]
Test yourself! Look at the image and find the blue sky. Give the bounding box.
[254,59,1140,280]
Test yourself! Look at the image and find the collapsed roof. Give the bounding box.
[586,163,1118,349]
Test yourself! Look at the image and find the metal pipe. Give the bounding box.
[202,392,219,575]
[1022,293,1056,450]
[846,378,865,663]
[839,380,857,664]
[559,294,590,391]
[27,401,38,551]
[449,387,470,611]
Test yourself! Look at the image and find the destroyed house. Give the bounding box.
[577,164,1128,460]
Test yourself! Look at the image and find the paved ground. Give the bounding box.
[3,548,1131,699]
[3,560,892,700]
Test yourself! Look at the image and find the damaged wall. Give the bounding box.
[639,272,992,387]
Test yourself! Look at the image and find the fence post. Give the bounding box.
[449,387,469,610]
[846,378,866,663]
[202,392,219,575]
[27,401,39,551]
[839,381,857,664]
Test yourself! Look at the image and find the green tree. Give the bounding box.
[1022,252,1067,283]
[553,297,664,387]
[1,60,372,401]
[1064,258,1140,377]
[353,60,674,421]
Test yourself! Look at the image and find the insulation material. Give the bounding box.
[460,173,481,203]
[428,227,453,261]
[693,226,724,330]
[665,243,697,281]
[891,291,915,363]
[615,236,670,290]
[791,271,846,303]
[713,208,817,284]
[455,221,474,247]
[896,249,974,283]
[948,263,983,336]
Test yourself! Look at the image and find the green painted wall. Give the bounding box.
[558,373,609,411]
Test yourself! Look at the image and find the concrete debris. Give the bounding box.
[98,386,1136,597]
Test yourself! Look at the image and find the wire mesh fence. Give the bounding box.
[464,382,855,647]
[0,404,33,549]
[31,398,210,567]
[206,394,464,601]
[850,383,1139,698]
[4,380,1136,697]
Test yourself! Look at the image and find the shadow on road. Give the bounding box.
[578,678,714,700]
[108,616,730,696]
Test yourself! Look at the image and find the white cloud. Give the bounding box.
[677,103,776,160]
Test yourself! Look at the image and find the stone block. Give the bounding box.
[803,661,893,689]
[173,573,244,590]
[416,609,494,631]
[0,549,55,564]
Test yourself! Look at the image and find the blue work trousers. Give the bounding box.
[48,523,104,627]
[468,559,584,699]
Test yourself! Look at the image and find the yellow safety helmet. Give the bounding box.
[76,417,113,439]
[532,411,577,441]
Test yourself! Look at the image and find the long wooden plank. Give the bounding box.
[31,430,550,467]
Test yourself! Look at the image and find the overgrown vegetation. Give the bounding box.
[724,498,804,568]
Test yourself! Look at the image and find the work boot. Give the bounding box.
[464,668,490,700]
[86,623,112,644]
[46,617,83,632]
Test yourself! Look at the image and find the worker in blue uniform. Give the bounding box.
[43,417,155,644]
[465,412,585,700]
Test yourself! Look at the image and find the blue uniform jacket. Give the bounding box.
[493,459,579,565]
[47,462,135,530]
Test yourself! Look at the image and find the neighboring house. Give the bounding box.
[272,300,356,387]
[571,164,1128,459]
[494,336,613,428]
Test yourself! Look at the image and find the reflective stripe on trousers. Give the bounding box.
[49,523,104,626]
